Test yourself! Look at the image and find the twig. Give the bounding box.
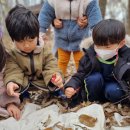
[73,124,90,130]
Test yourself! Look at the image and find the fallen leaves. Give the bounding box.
[121,117,130,126]
[44,127,53,130]
[43,121,73,130]
[79,114,97,127]
[102,102,130,129]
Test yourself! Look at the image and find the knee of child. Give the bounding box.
[105,83,124,102]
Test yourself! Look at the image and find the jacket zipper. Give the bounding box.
[69,0,72,21]
[20,52,48,94]
[28,52,35,81]
[67,0,72,46]
[27,52,49,92]
[20,52,35,94]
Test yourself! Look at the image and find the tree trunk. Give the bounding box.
[16,0,19,5]
[127,0,130,35]
[99,0,107,18]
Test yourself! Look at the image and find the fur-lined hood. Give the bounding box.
[80,35,130,51]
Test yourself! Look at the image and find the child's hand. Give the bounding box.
[7,103,21,121]
[65,87,77,98]
[7,82,20,97]
[77,16,88,29]
[53,19,63,29]
[51,73,63,89]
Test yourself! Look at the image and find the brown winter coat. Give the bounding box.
[4,43,63,92]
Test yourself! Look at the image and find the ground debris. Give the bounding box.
[41,115,51,127]
[73,124,90,130]
[79,114,97,127]
[44,127,53,130]
[30,90,130,130]
[121,117,130,126]
[102,102,130,128]
[54,124,69,130]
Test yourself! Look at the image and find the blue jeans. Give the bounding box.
[84,72,125,103]
[20,91,30,102]
[52,89,66,99]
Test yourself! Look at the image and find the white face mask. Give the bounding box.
[94,46,118,60]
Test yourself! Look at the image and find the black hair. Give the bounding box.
[92,19,126,46]
[5,4,39,42]
[0,40,6,72]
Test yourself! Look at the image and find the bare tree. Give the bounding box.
[99,0,107,18]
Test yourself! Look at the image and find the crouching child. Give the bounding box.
[64,19,130,107]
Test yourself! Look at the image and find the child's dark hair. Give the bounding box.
[92,19,126,46]
[5,5,39,41]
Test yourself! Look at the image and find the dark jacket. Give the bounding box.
[65,45,130,97]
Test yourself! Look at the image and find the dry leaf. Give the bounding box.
[102,102,111,108]
[123,117,130,123]
[105,108,114,113]
[65,128,73,130]
[79,114,97,127]
[120,117,130,126]
[44,127,53,130]
[68,105,82,112]
[81,101,92,107]
[57,102,68,113]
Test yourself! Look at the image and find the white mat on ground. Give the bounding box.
[0,103,129,130]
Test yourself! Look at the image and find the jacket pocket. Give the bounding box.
[70,24,89,41]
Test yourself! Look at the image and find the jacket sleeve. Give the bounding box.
[86,0,102,29]
[3,53,24,88]
[64,55,92,90]
[38,0,55,33]
[42,47,63,86]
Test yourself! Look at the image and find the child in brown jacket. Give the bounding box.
[4,5,65,120]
